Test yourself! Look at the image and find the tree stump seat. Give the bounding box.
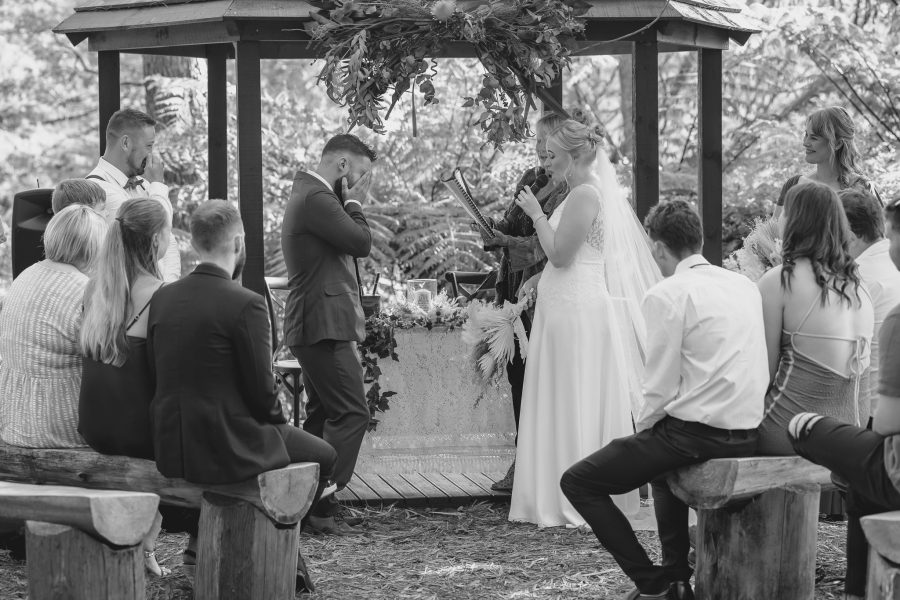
[0,481,160,600]
[0,442,319,600]
[861,511,900,599]
[667,456,833,600]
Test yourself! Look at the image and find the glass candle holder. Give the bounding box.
[406,278,438,310]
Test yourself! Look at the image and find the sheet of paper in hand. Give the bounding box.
[441,168,495,238]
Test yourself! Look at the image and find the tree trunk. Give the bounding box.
[142,55,204,125]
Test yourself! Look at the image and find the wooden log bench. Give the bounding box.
[0,443,319,600]
[667,456,833,600]
[0,481,160,600]
[861,511,900,599]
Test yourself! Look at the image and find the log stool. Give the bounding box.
[861,511,900,599]
[667,456,833,600]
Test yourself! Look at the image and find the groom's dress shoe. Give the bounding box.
[305,514,357,536]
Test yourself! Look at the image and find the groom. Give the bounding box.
[282,133,375,534]
[560,200,769,600]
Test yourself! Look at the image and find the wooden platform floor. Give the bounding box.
[336,471,510,506]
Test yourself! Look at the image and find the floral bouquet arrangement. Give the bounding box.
[461,292,532,389]
[724,217,784,282]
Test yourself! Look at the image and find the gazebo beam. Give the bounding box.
[97,50,120,155]
[632,40,659,222]
[207,45,229,200]
[89,23,238,52]
[698,48,723,265]
[234,40,266,296]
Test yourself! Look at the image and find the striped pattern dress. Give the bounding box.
[0,260,89,448]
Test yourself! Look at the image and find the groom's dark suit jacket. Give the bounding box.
[281,171,372,346]
[147,263,290,484]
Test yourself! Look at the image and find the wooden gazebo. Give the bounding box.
[54,0,760,296]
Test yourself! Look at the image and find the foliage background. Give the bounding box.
[1,0,899,291]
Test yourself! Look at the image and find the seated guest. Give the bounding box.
[51,179,106,214]
[840,188,900,419]
[0,205,106,448]
[147,201,338,571]
[788,197,900,600]
[78,197,178,577]
[757,182,874,455]
[560,200,768,600]
[79,197,169,458]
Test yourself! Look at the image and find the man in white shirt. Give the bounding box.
[560,200,769,600]
[86,108,180,281]
[841,188,900,420]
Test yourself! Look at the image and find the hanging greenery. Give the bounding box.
[307,0,588,147]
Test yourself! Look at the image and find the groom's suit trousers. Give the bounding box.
[292,340,369,516]
[560,416,758,594]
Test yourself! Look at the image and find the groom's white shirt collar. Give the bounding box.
[674,253,710,274]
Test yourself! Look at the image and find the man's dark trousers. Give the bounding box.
[292,340,369,517]
[560,416,758,594]
[505,312,531,442]
[791,417,900,596]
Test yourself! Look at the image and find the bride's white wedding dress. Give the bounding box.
[509,183,643,527]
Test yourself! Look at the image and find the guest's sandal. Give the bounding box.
[144,550,172,577]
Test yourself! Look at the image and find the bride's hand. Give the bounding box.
[515,188,543,221]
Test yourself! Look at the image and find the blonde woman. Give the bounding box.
[79,197,188,577]
[0,204,106,448]
[774,106,881,218]
[509,119,661,527]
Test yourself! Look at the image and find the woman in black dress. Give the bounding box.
[79,197,191,576]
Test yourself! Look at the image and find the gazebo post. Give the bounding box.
[698,48,723,265]
[234,41,266,296]
[97,51,120,155]
[632,40,659,222]
[207,45,229,200]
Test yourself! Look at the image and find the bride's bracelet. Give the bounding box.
[533,214,548,224]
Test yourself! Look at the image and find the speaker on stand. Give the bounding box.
[11,189,53,279]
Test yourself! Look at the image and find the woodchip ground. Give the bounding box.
[0,501,848,599]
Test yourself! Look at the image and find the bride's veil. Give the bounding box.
[593,149,662,415]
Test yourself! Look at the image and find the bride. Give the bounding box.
[508,119,661,527]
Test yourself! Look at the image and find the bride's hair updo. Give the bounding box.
[547,119,605,163]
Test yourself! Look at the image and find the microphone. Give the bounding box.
[529,172,550,194]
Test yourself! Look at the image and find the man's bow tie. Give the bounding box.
[124,176,145,191]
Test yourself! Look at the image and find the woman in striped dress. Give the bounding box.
[0,204,106,448]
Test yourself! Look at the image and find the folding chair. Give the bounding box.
[444,270,497,302]
[264,277,304,427]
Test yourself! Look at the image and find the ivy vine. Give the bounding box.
[307,0,588,147]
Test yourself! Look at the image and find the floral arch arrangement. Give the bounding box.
[307,0,589,147]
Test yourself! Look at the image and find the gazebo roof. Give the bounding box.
[55,0,762,57]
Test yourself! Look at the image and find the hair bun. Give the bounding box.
[566,107,589,126]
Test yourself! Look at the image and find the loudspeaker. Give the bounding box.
[11,189,53,279]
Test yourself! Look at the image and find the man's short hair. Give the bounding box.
[643,200,703,256]
[839,188,884,242]
[44,204,107,269]
[190,199,242,252]
[321,134,377,162]
[106,108,156,142]
[51,179,105,213]
[887,197,900,233]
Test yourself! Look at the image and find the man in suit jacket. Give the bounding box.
[148,199,337,486]
[282,134,374,533]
